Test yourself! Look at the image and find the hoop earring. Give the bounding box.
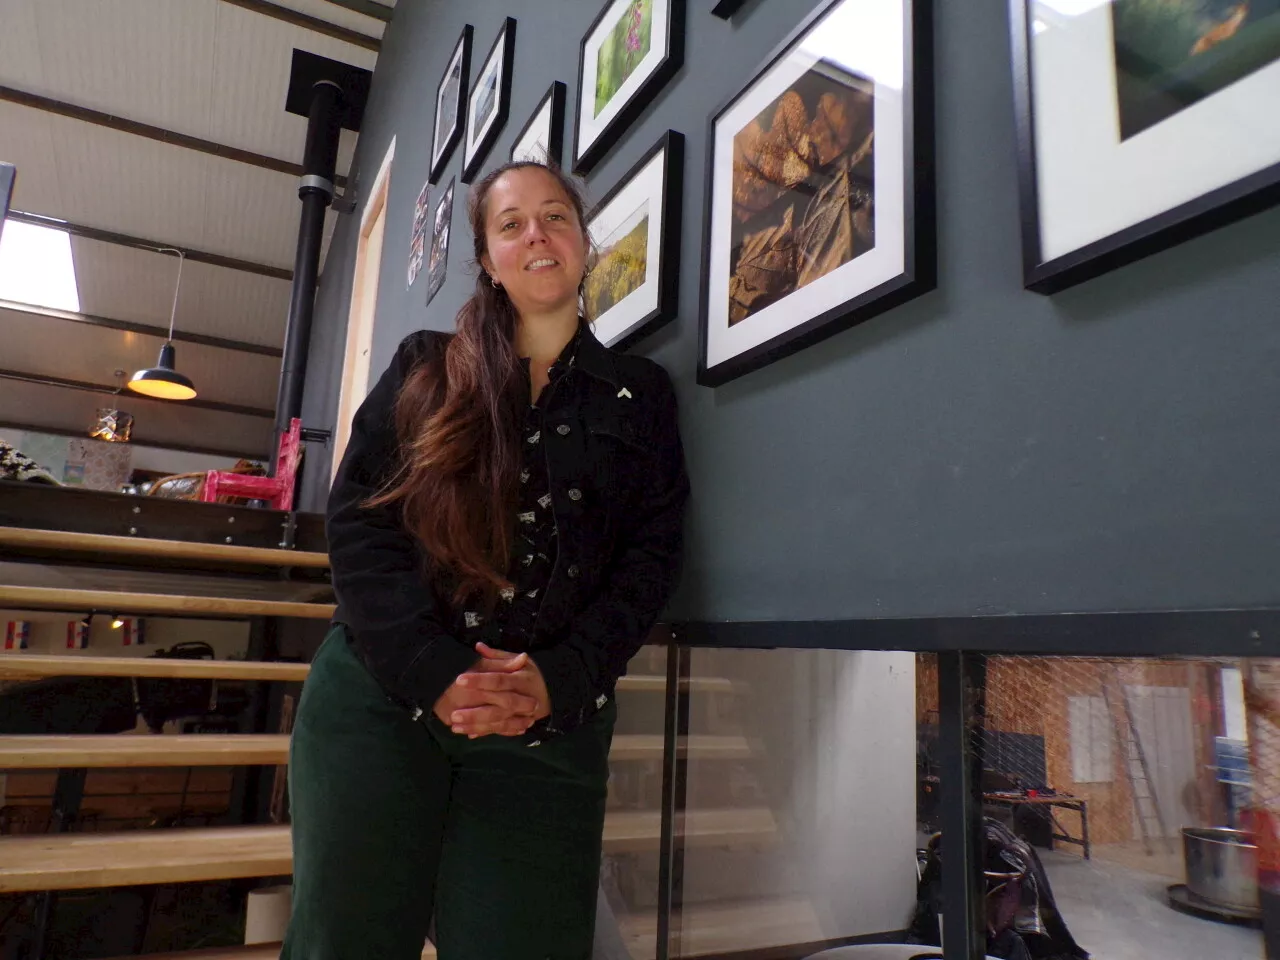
[490,277,500,289]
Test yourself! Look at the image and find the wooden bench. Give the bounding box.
[0,526,329,569]
[0,585,335,620]
[0,734,290,769]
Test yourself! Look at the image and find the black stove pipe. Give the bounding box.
[273,79,344,473]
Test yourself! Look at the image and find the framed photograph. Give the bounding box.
[429,25,473,184]
[426,178,456,306]
[407,179,430,288]
[698,0,935,387]
[1012,0,1280,293]
[573,0,686,175]
[462,18,518,184]
[511,81,568,166]
[585,130,684,349]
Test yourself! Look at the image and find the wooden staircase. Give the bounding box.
[0,506,782,959]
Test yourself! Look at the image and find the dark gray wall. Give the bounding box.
[301,0,1280,622]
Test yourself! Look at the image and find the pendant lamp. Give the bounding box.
[128,249,197,400]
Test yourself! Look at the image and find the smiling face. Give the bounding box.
[479,166,590,318]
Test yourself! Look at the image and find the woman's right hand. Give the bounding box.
[432,653,540,736]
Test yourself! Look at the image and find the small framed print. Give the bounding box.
[426,178,456,306]
[511,81,568,166]
[462,18,517,184]
[584,130,684,349]
[1011,0,1280,293]
[698,0,936,386]
[574,0,686,175]
[429,25,473,184]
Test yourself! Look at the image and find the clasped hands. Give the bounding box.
[432,641,552,738]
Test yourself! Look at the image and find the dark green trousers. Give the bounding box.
[281,626,615,960]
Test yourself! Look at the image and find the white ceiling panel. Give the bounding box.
[0,306,281,410]
[69,239,292,348]
[0,379,275,459]
[0,0,374,176]
[0,100,340,269]
[272,0,390,36]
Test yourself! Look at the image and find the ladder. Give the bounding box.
[1101,667,1170,854]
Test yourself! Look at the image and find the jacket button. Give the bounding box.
[568,487,583,501]
[567,564,580,578]
[556,423,571,436]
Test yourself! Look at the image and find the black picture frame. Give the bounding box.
[710,0,750,18]
[462,17,518,184]
[1010,0,1280,294]
[584,129,684,350]
[697,0,936,387]
[429,25,474,185]
[510,81,567,167]
[573,0,686,177]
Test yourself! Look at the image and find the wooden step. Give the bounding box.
[0,585,335,619]
[0,734,290,769]
[616,674,736,694]
[0,653,309,682]
[0,824,292,892]
[0,526,329,569]
[621,897,824,959]
[1,804,778,893]
[603,807,778,853]
[609,734,754,761]
[101,946,283,960]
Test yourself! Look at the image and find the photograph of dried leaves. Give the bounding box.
[729,63,874,326]
[699,0,933,386]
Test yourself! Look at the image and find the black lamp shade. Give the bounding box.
[128,343,197,400]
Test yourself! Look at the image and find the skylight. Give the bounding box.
[0,220,81,312]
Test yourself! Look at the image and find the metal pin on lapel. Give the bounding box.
[617,387,632,399]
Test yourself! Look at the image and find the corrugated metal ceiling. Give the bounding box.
[0,0,386,460]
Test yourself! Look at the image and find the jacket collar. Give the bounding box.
[574,320,623,389]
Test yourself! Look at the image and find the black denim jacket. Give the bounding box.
[326,324,690,736]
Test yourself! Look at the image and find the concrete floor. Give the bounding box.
[1042,849,1263,960]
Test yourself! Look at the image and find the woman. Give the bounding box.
[282,160,690,960]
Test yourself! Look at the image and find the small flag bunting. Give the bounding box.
[4,621,30,650]
[67,619,90,649]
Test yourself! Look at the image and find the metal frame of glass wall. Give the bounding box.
[646,609,1280,960]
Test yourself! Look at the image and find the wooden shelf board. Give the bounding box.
[609,734,754,762]
[603,807,778,853]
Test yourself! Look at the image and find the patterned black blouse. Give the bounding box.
[461,329,581,654]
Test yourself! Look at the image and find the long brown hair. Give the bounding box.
[368,161,593,607]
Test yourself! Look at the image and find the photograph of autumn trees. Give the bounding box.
[728,61,874,327]
[1111,0,1280,139]
[585,203,650,320]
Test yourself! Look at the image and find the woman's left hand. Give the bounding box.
[451,642,552,737]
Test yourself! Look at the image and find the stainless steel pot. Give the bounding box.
[1183,827,1259,912]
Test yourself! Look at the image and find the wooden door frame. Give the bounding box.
[331,136,396,479]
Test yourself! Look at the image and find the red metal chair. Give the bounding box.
[200,418,303,511]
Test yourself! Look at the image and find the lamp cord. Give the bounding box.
[157,247,185,343]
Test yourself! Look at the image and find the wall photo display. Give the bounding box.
[426,178,456,306]
[1012,0,1280,293]
[698,0,935,387]
[407,179,430,288]
[585,130,684,349]
[429,25,473,184]
[574,0,686,175]
[462,18,518,183]
[511,81,567,166]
